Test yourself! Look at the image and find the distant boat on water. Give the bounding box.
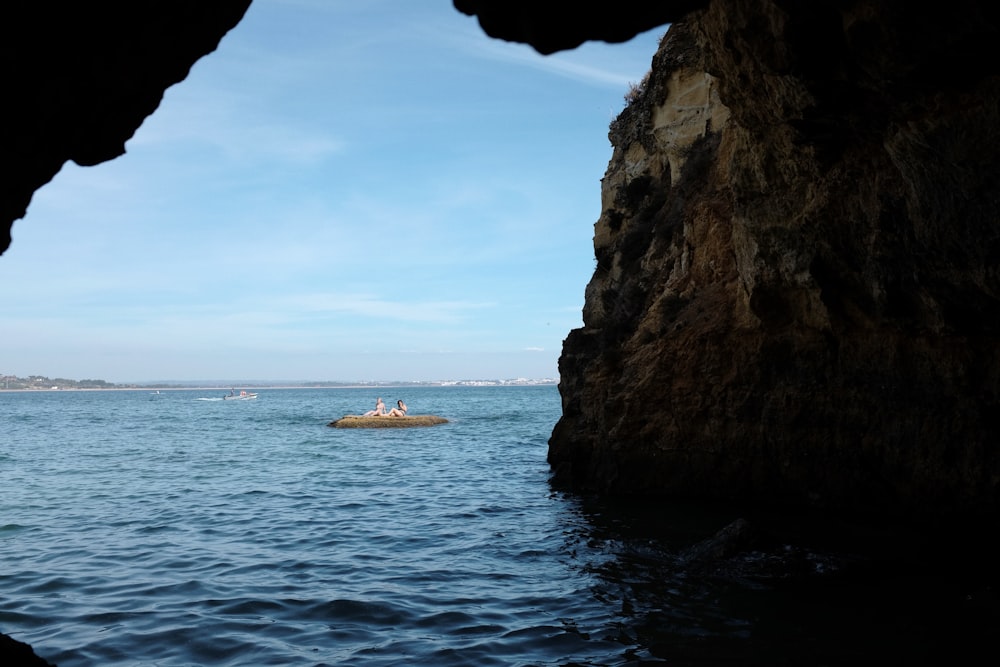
[223,390,258,401]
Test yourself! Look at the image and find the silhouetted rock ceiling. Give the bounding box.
[454,0,705,53]
[2,1,252,256]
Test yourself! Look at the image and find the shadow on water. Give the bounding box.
[563,493,1000,666]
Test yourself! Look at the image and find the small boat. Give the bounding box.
[223,390,258,400]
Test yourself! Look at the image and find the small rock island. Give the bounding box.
[328,415,449,428]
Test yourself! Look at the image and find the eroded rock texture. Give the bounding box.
[548,0,1000,522]
[1,1,251,256]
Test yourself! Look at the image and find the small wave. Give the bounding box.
[0,523,30,533]
[317,598,415,627]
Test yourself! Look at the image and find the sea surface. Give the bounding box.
[1,386,995,666]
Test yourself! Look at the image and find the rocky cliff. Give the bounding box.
[547,1,1000,523]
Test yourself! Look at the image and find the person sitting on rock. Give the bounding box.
[363,397,386,417]
[387,399,408,417]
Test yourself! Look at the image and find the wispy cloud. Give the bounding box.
[131,92,347,166]
[281,292,493,324]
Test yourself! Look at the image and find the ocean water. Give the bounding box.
[1,385,995,666]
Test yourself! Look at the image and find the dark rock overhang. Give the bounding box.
[1,1,252,256]
[453,0,704,54]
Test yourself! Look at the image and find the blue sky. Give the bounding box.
[1,0,664,384]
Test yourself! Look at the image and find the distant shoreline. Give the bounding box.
[0,386,379,393]
[0,382,558,393]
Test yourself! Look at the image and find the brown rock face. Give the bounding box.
[549,0,1000,522]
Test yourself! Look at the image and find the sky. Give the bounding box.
[0,0,665,385]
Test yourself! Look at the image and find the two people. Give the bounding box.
[362,397,407,417]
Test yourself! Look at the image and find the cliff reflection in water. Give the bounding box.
[565,493,999,666]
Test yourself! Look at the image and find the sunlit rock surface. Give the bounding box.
[328,415,449,428]
[549,1,1000,523]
